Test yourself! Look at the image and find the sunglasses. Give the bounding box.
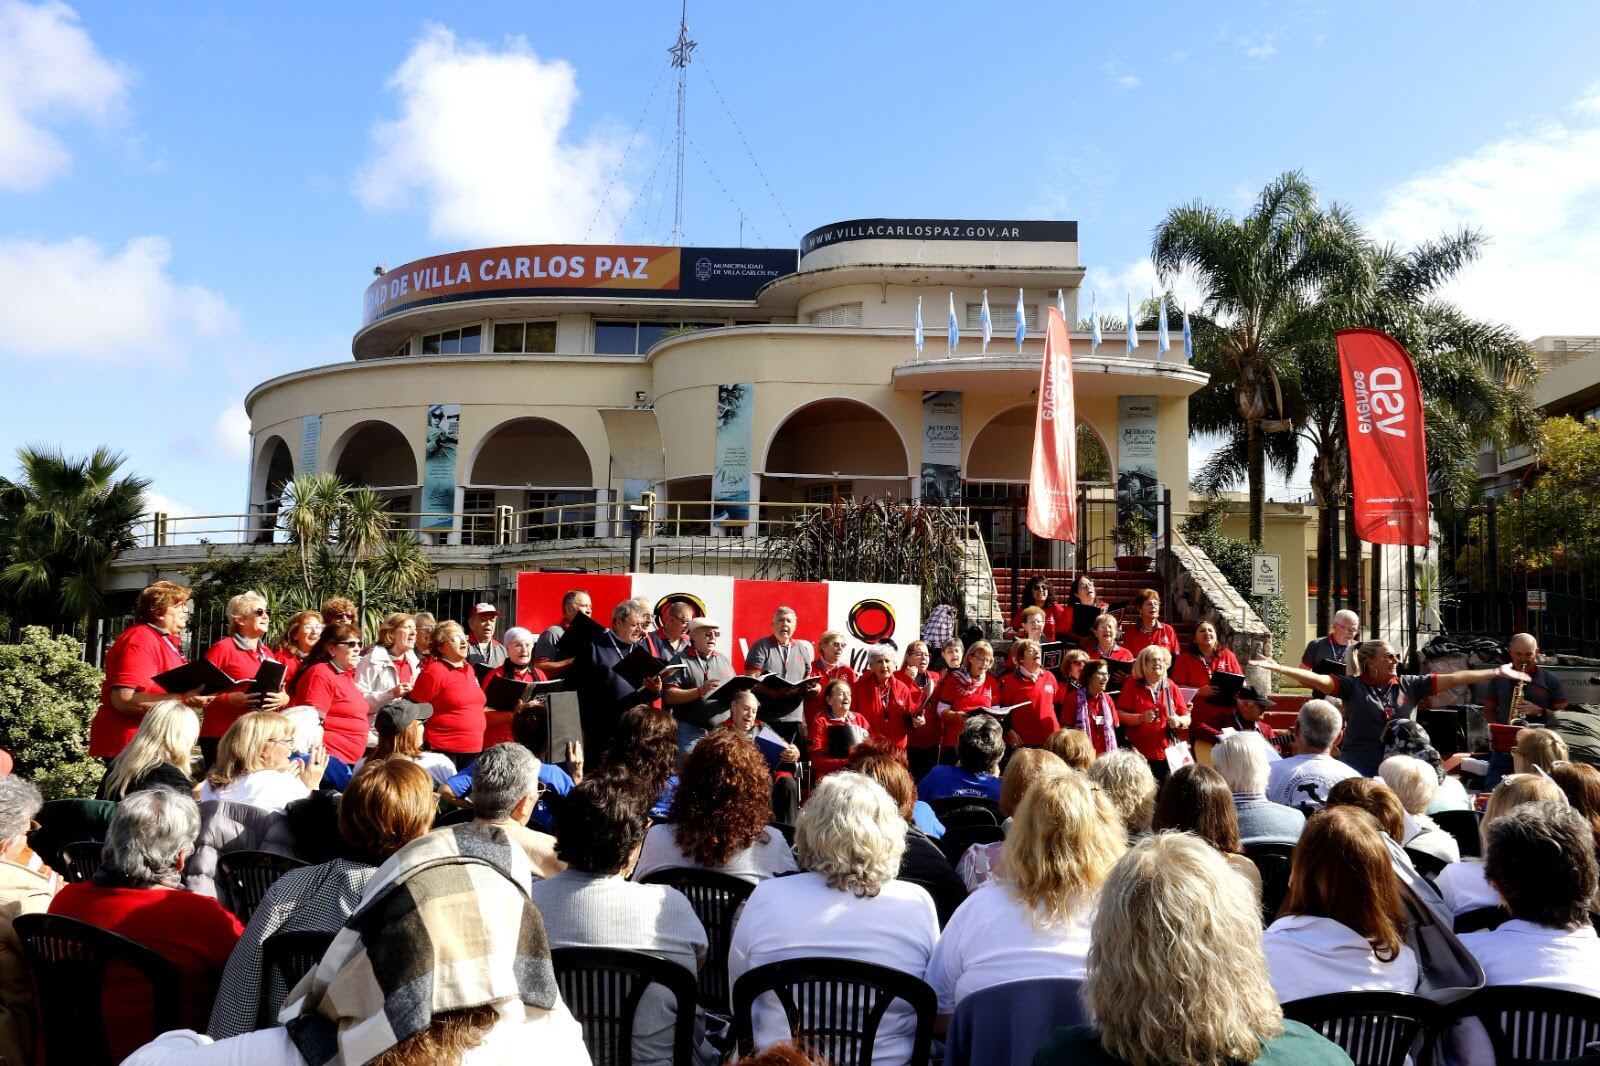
[251,608,269,617]
[329,612,354,621]
[335,639,361,648]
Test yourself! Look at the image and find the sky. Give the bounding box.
[2,0,1599,519]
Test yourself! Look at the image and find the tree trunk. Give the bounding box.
[1315,502,1332,634]
[1247,420,1265,544]
[1343,493,1363,621]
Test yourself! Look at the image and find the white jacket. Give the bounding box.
[1262,913,1420,1004]
[354,646,420,714]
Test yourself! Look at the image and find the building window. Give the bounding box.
[389,340,410,358]
[462,490,496,546]
[593,320,725,355]
[522,490,594,539]
[421,326,482,355]
[965,302,1038,333]
[810,303,863,326]
[492,321,557,354]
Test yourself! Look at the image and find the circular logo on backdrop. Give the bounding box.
[694,258,713,282]
[847,598,897,645]
[653,592,706,628]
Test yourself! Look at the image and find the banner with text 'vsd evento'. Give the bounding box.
[1337,328,1430,545]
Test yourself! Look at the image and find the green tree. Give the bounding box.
[0,627,104,798]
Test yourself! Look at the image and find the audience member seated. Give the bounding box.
[1262,806,1420,1002]
[730,772,939,1066]
[916,714,1003,804]
[927,768,1124,1025]
[1435,773,1563,919]
[1214,732,1304,845]
[1379,754,1461,866]
[722,689,800,826]
[97,699,200,801]
[0,776,59,1066]
[850,736,944,838]
[48,790,242,1062]
[807,677,873,782]
[465,743,563,881]
[439,702,580,833]
[597,704,679,820]
[1034,833,1349,1066]
[954,746,1065,891]
[126,824,589,1066]
[847,753,967,927]
[1264,699,1359,811]
[1088,749,1158,841]
[1382,718,1471,813]
[353,698,456,785]
[1514,726,1568,775]
[1045,727,1095,773]
[1551,761,1600,854]
[1152,764,1262,895]
[206,757,436,1039]
[1325,777,1407,845]
[198,712,324,813]
[531,772,716,1066]
[632,729,796,884]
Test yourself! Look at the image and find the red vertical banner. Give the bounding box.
[1337,328,1430,545]
[1026,306,1078,542]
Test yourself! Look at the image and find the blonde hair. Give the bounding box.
[963,640,996,671]
[1086,834,1283,1066]
[1514,727,1569,774]
[794,772,906,898]
[1088,749,1158,836]
[102,700,198,801]
[430,620,466,658]
[225,590,266,629]
[1004,769,1125,927]
[378,612,414,649]
[1046,728,1095,772]
[1133,644,1171,680]
[1378,755,1439,815]
[1482,773,1565,850]
[1000,747,1064,817]
[207,711,295,791]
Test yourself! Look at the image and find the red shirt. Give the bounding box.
[294,662,370,764]
[90,624,187,757]
[1117,679,1190,760]
[934,671,1001,748]
[481,662,546,748]
[279,651,308,692]
[1080,640,1135,664]
[898,668,940,749]
[804,661,859,721]
[1169,647,1243,725]
[411,657,488,754]
[851,673,921,747]
[1122,622,1180,658]
[200,636,283,740]
[807,709,873,781]
[999,668,1062,747]
[49,882,242,1062]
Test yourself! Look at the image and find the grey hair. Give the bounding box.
[795,772,907,897]
[0,777,43,842]
[1379,755,1439,815]
[472,742,541,821]
[1213,732,1272,795]
[103,789,200,888]
[1088,749,1158,835]
[1296,699,1343,751]
[502,626,535,646]
[866,644,896,665]
[612,597,651,625]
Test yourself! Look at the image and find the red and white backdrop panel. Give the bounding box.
[515,573,921,673]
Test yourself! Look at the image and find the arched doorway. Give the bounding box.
[761,398,911,509]
[250,436,294,543]
[330,421,419,516]
[466,418,596,542]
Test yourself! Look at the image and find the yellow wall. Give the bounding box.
[1217,502,1314,654]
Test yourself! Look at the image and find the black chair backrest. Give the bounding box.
[1450,985,1600,1064]
[1431,809,1483,859]
[551,946,699,1066]
[638,867,756,1013]
[1452,904,1511,935]
[259,929,338,1028]
[732,956,936,1066]
[935,806,1001,831]
[216,850,307,924]
[14,911,181,1065]
[938,823,1005,867]
[1242,842,1296,925]
[433,806,477,829]
[58,840,104,884]
[767,821,795,845]
[929,795,1001,822]
[1403,847,1450,879]
[1282,990,1442,1066]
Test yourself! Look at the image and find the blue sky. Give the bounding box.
[3,0,1599,518]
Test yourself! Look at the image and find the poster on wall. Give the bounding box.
[1116,395,1160,530]
[919,391,962,503]
[823,580,924,672]
[423,403,461,529]
[713,383,753,525]
[299,415,321,475]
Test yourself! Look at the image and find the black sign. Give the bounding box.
[681,247,796,299]
[801,218,1079,255]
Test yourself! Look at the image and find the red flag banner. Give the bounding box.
[1337,328,1430,545]
[1026,306,1078,542]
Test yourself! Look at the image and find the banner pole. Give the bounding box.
[1406,544,1419,667]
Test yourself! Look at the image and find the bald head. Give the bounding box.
[1508,632,1540,672]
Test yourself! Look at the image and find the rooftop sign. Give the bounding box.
[800,218,1078,256]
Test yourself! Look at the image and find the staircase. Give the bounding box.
[993,566,1199,647]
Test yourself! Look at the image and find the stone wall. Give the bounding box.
[1158,530,1275,692]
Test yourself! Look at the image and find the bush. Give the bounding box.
[0,626,104,798]
[1181,500,1291,656]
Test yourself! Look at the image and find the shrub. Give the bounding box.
[1181,499,1291,656]
[0,626,104,798]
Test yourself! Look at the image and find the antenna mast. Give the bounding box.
[668,1,696,245]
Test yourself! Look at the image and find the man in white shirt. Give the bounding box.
[1266,699,1360,811]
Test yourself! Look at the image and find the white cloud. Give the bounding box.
[1082,257,1208,318]
[0,235,235,361]
[1102,62,1140,91]
[213,405,251,460]
[1371,84,1600,336]
[0,0,128,192]
[356,25,630,244]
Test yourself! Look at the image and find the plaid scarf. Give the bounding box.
[281,823,558,1066]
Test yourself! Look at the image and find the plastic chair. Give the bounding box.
[1452,904,1510,934]
[551,946,699,1066]
[215,851,308,924]
[935,805,1001,831]
[432,805,477,829]
[1281,990,1444,1066]
[938,822,1005,866]
[1242,841,1295,925]
[946,977,1085,1066]
[1404,846,1451,879]
[14,911,180,1066]
[929,795,1002,822]
[58,839,104,884]
[732,956,936,1066]
[1432,808,1483,859]
[29,798,115,871]
[639,867,755,1013]
[258,929,338,1027]
[1446,985,1600,1064]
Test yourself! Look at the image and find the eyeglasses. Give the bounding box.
[329,612,354,621]
[269,737,293,747]
[335,639,361,648]
[251,608,269,617]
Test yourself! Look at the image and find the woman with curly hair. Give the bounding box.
[598,704,681,818]
[631,730,796,884]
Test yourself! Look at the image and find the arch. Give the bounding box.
[760,397,910,478]
[329,420,419,488]
[466,417,594,487]
[251,435,294,506]
[964,404,1110,481]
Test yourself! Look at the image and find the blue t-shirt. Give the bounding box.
[651,776,678,822]
[915,765,1001,804]
[911,800,945,839]
[444,760,575,831]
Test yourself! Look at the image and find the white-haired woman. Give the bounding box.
[1214,732,1306,845]
[926,768,1125,1025]
[1034,833,1350,1066]
[479,625,546,749]
[730,772,939,1066]
[1087,748,1158,840]
[1379,755,1461,867]
[354,611,420,739]
[97,699,200,801]
[199,590,289,765]
[0,776,57,1066]
[1435,772,1565,917]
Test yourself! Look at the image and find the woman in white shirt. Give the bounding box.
[197,712,324,813]
[354,613,420,739]
[1435,773,1564,918]
[1380,754,1461,867]
[1263,805,1420,1003]
[926,765,1125,1024]
[730,772,939,1066]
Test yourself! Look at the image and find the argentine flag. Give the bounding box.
[1126,295,1139,354]
[1183,309,1194,362]
[947,293,959,353]
[980,291,992,354]
[1056,288,1068,326]
[1091,292,1102,352]
[914,296,924,355]
[1015,289,1027,350]
[1157,296,1171,356]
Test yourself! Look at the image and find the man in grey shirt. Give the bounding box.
[533,588,592,673]
[744,606,821,742]
[664,617,736,756]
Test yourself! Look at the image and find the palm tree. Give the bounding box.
[0,446,150,626]
[1153,171,1361,542]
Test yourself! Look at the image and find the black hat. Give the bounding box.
[375,698,433,736]
[1236,686,1276,708]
